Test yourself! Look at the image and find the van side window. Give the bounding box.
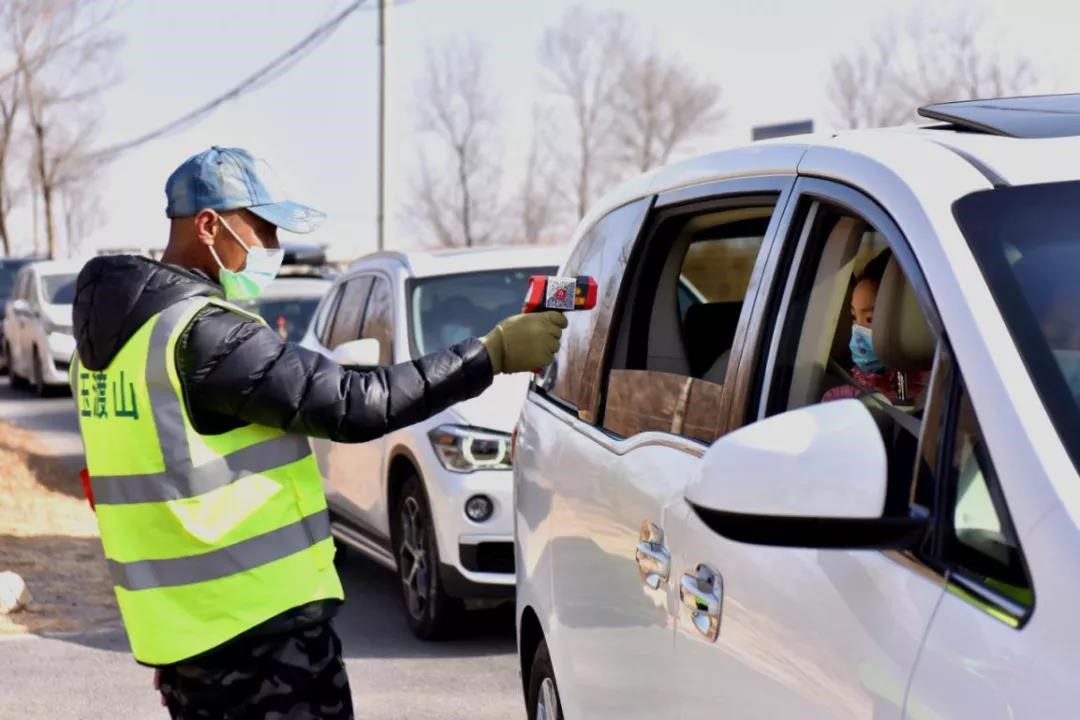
[538,198,650,421]
[600,198,779,443]
[314,285,344,346]
[943,380,1032,622]
[361,276,394,365]
[326,276,372,350]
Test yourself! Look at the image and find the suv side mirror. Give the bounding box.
[331,338,381,368]
[686,399,928,550]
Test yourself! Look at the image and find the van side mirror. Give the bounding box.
[331,338,381,368]
[10,299,31,316]
[685,399,928,550]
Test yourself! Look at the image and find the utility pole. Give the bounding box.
[376,0,386,252]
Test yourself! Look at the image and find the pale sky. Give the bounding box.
[7,0,1080,260]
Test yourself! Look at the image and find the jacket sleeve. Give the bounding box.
[176,306,495,442]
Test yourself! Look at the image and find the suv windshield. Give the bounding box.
[410,266,557,355]
[0,260,32,299]
[41,273,78,304]
[956,180,1080,473]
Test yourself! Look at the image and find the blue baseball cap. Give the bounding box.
[164,146,325,234]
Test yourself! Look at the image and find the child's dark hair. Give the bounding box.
[859,247,893,285]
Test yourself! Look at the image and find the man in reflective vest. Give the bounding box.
[71,147,567,719]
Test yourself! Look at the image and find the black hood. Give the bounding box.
[74,255,221,370]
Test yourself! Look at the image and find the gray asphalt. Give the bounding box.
[0,378,524,720]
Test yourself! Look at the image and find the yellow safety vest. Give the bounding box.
[72,296,343,665]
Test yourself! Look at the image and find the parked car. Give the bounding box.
[515,94,1080,719]
[237,275,332,342]
[3,260,80,396]
[0,256,42,375]
[301,245,565,638]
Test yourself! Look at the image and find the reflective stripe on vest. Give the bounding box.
[108,509,331,591]
[74,295,343,665]
[88,299,311,505]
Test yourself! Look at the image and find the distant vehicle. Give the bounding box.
[515,94,1080,719]
[236,275,332,342]
[0,257,43,375]
[234,243,335,340]
[300,244,566,639]
[3,260,80,396]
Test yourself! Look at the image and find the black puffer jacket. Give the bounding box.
[73,254,495,662]
[73,255,494,439]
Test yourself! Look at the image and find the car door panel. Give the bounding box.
[323,276,376,523]
[343,275,395,524]
[661,178,948,718]
[666,505,945,718]
[548,420,691,719]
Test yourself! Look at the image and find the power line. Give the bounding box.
[87,0,369,160]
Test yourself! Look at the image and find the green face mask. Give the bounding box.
[209,216,284,301]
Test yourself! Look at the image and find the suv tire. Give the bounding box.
[527,640,563,720]
[391,473,461,640]
[8,343,28,390]
[31,348,47,397]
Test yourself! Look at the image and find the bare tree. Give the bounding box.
[539,4,630,220]
[406,39,501,248]
[615,50,723,172]
[0,70,18,256]
[516,106,562,245]
[8,0,119,258]
[828,8,1037,129]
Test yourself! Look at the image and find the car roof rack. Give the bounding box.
[919,93,1080,139]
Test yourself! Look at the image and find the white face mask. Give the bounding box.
[207,215,284,300]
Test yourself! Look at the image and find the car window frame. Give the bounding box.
[930,341,1034,628]
[314,284,345,347]
[732,175,992,597]
[325,274,373,350]
[358,272,394,365]
[532,197,653,421]
[596,184,791,444]
[748,177,943,423]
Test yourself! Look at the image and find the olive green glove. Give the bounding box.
[481,311,569,375]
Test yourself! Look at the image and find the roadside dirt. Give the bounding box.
[0,421,119,635]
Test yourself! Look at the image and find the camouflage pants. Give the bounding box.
[159,621,354,719]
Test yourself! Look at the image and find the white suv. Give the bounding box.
[515,95,1080,719]
[3,259,80,396]
[301,244,564,638]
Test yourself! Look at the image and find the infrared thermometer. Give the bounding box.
[522,275,598,314]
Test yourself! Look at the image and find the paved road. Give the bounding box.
[0,377,82,462]
[0,378,524,720]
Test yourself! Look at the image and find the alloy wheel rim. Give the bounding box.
[399,495,431,619]
[536,678,559,720]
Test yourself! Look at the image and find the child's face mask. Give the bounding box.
[850,324,884,374]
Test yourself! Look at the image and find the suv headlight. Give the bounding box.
[428,425,512,473]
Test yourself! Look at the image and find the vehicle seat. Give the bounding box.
[684,301,742,382]
[863,257,936,514]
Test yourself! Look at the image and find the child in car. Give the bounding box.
[823,250,928,404]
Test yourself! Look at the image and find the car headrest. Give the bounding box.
[872,258,935,372]
[683,301,742,378]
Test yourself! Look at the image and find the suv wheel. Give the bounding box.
[527,640,563,720]
[391,473,461,640]
[8,343,28,390]
[31,348,47,397]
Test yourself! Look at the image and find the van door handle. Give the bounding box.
[680,564,722,642]
[635,521,670,589]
